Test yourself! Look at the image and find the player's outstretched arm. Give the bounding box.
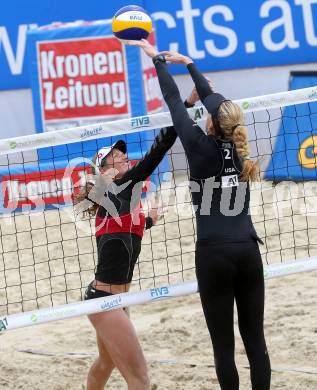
[128,40,207,153]
[120,126,177,184]
[162,51,213,104]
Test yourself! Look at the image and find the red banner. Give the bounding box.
[2,162,150,210]
[141,33,163,113]
[38,37,130,122]
[2,167,86,209]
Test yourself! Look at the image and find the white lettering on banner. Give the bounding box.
[176,0,204,59]
[151,12,179,52]
[143,74,162,102]
[43,80,126,110]
[38,37,129,121]
[151,0,316,59]
[5,177,73,202]
[295,0,317,46]
[41,50,123,79]
[203,5,238,57]
[260,0,300,51]
[1,3,317,88]
[140,33,163,112]
[0,24,37,75]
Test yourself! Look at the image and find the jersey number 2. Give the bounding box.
[224,149,231,159]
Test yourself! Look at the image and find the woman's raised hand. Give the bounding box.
[149,194,167,225]
[126,41,194,65]
[126,39,158,58]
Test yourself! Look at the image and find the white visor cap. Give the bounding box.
[95,140,127,173]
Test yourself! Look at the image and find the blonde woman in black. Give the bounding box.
[131,39,271,390]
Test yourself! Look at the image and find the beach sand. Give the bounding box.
[0,270,316,389]
[0,177,317,389]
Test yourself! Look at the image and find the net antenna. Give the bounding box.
[1,86,317,332]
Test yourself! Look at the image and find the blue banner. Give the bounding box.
[1,0,317,90]
[0,0,142,90]
[265,73,317,180]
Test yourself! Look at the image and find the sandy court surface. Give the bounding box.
[0,271,316,389]
[0,178,317,389]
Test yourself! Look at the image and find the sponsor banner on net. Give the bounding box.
[100,296,123,311]
[80,125,103,140]
[3,85,311,156]
[131,115,151,130]
[239,86,317,112]
[30,307,77,324]
[263,260,314,279]
[150,286,170,300]
[0,111,171,155]
[8,136,56,151]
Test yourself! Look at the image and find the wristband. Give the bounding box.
[145,216,154,230]
[152,54,166,65]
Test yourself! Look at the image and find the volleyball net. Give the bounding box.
[1,86,317,332]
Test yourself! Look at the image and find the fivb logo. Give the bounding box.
[131,115,151,130]
[38,37,129,122]
[150,286,170,300]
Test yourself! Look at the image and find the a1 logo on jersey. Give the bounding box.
[221,174,239,188]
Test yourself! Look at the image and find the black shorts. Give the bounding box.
[95,233,142,285]
[84,282,113,300]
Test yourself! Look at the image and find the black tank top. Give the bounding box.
[152,60,260,243]
[191,139,258,242]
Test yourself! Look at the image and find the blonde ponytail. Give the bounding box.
[217,101,259,182]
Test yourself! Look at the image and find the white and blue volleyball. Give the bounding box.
[112,5,152,41]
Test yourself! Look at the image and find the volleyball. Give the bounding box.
[112,5,152,41]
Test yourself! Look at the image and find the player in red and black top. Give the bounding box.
[87,131,176,291]
[76,118,205,390]
[75,126,177,389]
